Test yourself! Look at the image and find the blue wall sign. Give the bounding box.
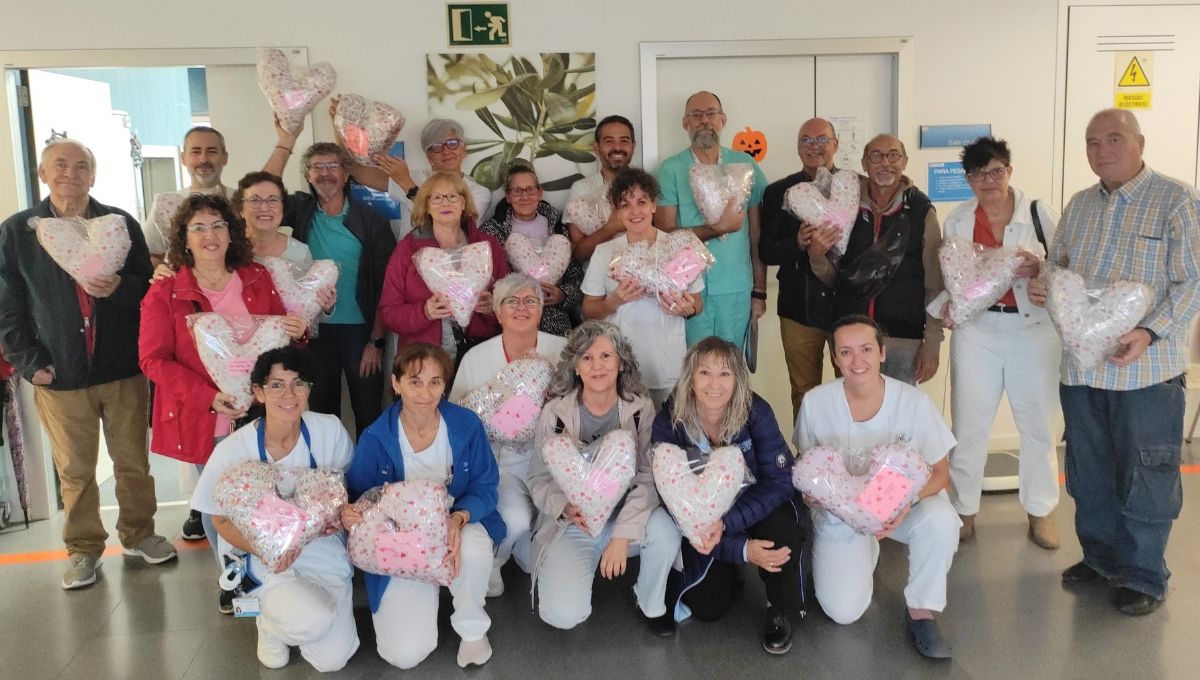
[919,124,992,149]
[927,161,974,202]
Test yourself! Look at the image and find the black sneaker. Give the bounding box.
[644,611,676,638]
[219,587,238,615]
[762,606,793,655]
[181,510,205,541]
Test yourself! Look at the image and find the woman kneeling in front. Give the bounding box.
[793,315,959,659]
[190,347,359,672]
[653,337,805,654]
[344,344,502,669]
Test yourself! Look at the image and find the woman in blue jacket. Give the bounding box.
[653,337,805,655]
[343,343,503,670]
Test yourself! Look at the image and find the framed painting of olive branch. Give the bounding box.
[427,52,596,196]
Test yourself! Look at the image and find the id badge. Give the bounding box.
[232,597,261,618]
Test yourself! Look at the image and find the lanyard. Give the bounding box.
[257,418,315,468]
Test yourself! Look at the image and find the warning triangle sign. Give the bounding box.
[1118,57,1150,87]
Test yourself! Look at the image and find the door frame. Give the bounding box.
[637,37,913,170]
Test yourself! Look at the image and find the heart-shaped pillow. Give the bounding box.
[213,460,347,572]
[257,48,337,135]
[938,237,1024,327]
[608,230,715,294]
[542,429,638,537]
[333,94,406,167]
[414,242,494,327]
[32,215,132,283]
[189,313,293,411]
[506,233,571,285]
[1044,267,1154,370]
[792,443,931,535]
[458,357,555,443]
[150,191,187,245]
[784,167,860,256]
[259,256,340,322]
[564,186,612,236]
[689,163,755,225]
[652,443,746,545]
[346,480,452,586]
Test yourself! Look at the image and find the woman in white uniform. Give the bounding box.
[190,346,359,672]
[343,343,502,670]
[449,273,568,596]
[793,315,960,659]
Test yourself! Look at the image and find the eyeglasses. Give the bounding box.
[186,221,229,235]
[686,109,724,122]
[500,295,541,309]
[507,185,540,197]
[261,379,313,396]
[426,138,463,154]
[309,162,345,172]
[966,166,1009,183]
[866,149,905,164]
[244,196,283,208]
[800,135,832,147]
[429,192,463,205]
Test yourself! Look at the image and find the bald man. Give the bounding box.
[0,139,175,591]
[1029,109,1200,616]
[809,134,944,386]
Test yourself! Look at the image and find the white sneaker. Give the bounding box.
[123,534,178,565]
[62,554,101,590]
[487,565,505,597]
[257,630,290,669]
[457,635,492,668]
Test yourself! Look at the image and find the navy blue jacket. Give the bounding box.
[346,399,504,613]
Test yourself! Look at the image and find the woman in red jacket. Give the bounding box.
[138,195,305,589]
[378,171,507,372]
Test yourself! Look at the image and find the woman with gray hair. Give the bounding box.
[448,273,568,596]
[651,336,804,652]
[525,321,681,636]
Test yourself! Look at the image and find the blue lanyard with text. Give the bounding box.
[257,418,316,468]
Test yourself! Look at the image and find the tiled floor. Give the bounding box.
[2,454,1198,680]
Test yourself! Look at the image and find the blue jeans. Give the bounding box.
[1060,376,1185,599]
[307,323,384,437]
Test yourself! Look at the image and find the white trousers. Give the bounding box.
[537,506,680,629]
[812,493,959,624]
[373,524,493,670]
[256,572,359,673]
[949,313,1061,516]
[494,445,534,574]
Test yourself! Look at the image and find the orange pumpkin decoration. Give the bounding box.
[732,126,768,162]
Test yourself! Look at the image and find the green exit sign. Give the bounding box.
[448,3,510,47]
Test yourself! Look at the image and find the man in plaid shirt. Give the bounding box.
[1030,108,1200,616]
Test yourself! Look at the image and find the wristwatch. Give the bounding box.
[405,185,419,200]
[372,337,386,349]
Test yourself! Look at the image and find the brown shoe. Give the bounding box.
[1027,514,1060,550]
[958,514,975,542]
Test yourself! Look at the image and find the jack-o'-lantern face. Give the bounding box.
[733,127,767,162]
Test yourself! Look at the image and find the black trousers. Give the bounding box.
[683,502,805,621]
[306,323,384,437]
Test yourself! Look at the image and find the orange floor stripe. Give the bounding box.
[0,539,208,566]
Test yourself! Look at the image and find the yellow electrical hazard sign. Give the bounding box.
[1114,52,1153,110]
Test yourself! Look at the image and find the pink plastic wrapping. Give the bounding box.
[1043,265,1154,370]
[652,443,746,545]
[259,256,339,322]
[505,233,571,284]
[257,48,337,135]
[938,236,1024,326]
[188,313,293,411]
[345,480,453,586]
[458,357,555,443]
[608,230,715,294]
[542,429,638,537]
[414,242,494,327]
[783,167,860,255]
[212,460,347,572]
[689,163,755,225]
[563,186,612,235]
[792,443,931,535]
[30,215,131,283]
[333,94,406,167]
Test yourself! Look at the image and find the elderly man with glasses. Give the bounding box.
[808,134,945,386]
[266,117,396,436]
[0,138,174,590]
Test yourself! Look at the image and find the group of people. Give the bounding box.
[0,86,1194,672]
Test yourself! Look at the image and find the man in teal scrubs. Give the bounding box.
[655,91,768,349]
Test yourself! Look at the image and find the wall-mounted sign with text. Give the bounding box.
[448,4,511,47]
[919,124,992,149]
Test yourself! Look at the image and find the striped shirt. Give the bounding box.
[1050,165,1200,390]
